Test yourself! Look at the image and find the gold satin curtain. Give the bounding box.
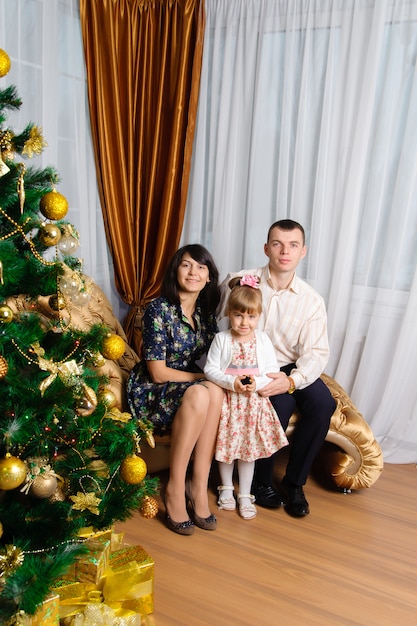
[79,0,204,353]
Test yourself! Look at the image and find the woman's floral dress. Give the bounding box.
[215,338,288,463]
[127,297,217,436]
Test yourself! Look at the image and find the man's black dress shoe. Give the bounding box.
[252,484,284,508]
[280,477,309,517]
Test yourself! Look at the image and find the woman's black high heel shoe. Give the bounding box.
[162,491,194,536]
[185,480,217,531]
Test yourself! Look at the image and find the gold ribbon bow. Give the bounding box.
[38,357,82,396]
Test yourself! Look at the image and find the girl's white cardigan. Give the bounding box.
[204,329,280,392]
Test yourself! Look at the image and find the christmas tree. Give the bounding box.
[0,48,157,623]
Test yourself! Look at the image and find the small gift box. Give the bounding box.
[75,539,111,584]
[61,538,111,584]
[29,593,60,625]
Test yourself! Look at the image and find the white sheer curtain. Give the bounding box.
[0,0,120,314]
[183,0,417,463]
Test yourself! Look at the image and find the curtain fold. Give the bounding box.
[183,0,417,463]
[79,0,204,353]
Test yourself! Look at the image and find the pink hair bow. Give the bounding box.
[240,275,259,289]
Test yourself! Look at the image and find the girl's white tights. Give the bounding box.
[218,459,255,505]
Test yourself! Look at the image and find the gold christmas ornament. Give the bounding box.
[39,189,69,220]
[0,304,14,323]
[29,473,58,499]
[20,457,59,498]
[0,49,11,77]
[58,235,79,255]
[17,163,25,214]
[48,293,66,311]
[71,290,90,307]
[0,521,3,538]
[139,495,159,519]
[101,334,125,360]
[0,154,10,177]
[98,387,117,409]
[39,223,62,246]
[76,385,98,417]
[49,481,67,503]
[91,352,106,368]
[0,355,8,378]
[0,454,27,490]
[119,455,147,485]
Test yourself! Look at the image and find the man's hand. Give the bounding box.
[258,371,290,397]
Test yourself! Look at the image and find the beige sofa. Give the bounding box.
[16,280,382,492]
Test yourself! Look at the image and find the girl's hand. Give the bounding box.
[234,375,256,393]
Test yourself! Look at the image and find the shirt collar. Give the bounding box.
[263,264,299,293]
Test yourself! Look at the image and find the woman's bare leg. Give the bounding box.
[165,384,212,522]
[189,382,224,518]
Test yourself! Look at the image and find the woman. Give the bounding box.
[127,244,224,535]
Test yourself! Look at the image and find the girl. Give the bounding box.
[204,275,288,520]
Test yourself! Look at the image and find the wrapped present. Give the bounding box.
[77,527,125,552]
[101,545,154,615]
[61,601,141,625]
[54,580,141,624]
[29,593,60,625]
[76,539,111,584]
[54,543,153,622]
[53,579,97,620]
[110,531,125,552]
[77,526,113,543]
[62,538,111,584]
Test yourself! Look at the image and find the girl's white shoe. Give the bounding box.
[217,485,236,511]
[237,494,257,520]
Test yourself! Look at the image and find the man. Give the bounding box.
[218,219,336,517]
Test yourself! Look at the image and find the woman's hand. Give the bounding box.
[146,359,204,384]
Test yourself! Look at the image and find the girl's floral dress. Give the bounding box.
[127,297,217,436]
[215,338,288,463]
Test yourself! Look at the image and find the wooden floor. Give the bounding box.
[116,456,417,626]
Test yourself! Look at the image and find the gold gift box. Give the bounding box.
[53,543,154,620]
[29,593,60,625]
[62,538,111,584]
[53,579,97,619]
[101,545,154,615]
[77,527,125,551]
[77,526,113,542]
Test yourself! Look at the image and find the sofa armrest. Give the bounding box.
[320,374,383,490]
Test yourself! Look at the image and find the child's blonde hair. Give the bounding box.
[227,276,262,315]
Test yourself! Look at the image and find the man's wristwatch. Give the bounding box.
[287,376,296,394]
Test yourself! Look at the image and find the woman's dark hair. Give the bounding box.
[161,244,220,313]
